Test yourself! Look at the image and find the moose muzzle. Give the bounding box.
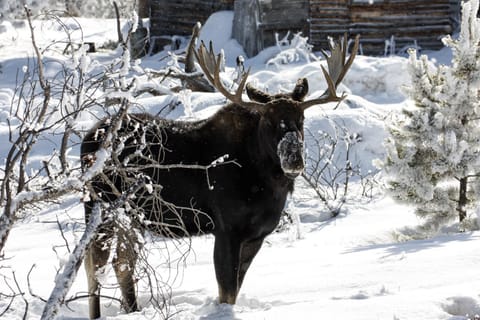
[277,131,305,179]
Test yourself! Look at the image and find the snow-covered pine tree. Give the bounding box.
[382,0,480,225]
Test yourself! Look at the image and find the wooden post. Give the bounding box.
[137,0,149,18]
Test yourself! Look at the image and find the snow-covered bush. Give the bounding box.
[381,0,480,226]
[0,11,177,318]
[302,120,378,218]
[266,32,317,67]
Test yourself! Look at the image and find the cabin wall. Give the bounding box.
[309,0,349,44]
[149,0,233,52]
[260,0,310,51]
[351,0,453,54]
[310,0,456,55]
[233,0,309,57]
[449,0,462,31]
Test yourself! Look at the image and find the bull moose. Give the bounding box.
[80,35,359,319]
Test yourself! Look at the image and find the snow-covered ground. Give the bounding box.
[1,11,479,320]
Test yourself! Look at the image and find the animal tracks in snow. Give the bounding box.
[331,285,392,301]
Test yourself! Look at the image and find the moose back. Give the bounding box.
[81,37,358,319]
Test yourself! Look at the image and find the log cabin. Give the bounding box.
[148,0,461,56]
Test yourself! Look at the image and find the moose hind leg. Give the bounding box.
[85,232,112,319]
[113,229,140,313]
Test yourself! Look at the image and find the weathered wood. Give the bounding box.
[310,0,457,54]
[232,0,262,58]
[307,0,349,44]
[233,0,309,57]
[149,0,233,53]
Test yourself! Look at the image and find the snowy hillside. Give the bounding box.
[0,11,479,320]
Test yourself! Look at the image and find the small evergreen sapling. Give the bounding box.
[382,0,480,225]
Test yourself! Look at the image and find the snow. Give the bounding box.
[198,11,246,66]
[1,10,479,320]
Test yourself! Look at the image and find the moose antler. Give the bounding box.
[195,35,359,111]
[194,41,263,109]
[299,34,360,111]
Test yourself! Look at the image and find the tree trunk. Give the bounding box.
[0,189,14,255]
[457,176,468,222]
[65,0,81,17]
[0,213,13,255]
[137,0,149,18]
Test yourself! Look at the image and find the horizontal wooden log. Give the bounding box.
[348,20,453,29]
[310,0,348,4]
[259,21,309,32]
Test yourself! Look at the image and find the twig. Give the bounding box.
[64,293,122,307]
[27,264,47,303]
[11,271,29,320]
[0,272,19,318]
[56,215,71,253]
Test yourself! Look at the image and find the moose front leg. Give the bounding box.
[213,234,265,304]
[237,237,264,290]
[213,233,241,304]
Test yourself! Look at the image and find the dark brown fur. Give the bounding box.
[81,83,308,319]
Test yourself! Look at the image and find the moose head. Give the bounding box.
[194,35,359,180]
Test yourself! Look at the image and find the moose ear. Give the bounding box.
[246,83,273,103]
[291,78,309,102]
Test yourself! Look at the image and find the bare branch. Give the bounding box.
[40,175,147,319]
[11,270,29,320]
[301,121,376,217]
[27,265,47,303]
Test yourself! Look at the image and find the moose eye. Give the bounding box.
[279,120,287,130]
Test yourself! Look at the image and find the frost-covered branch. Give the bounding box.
[39,203,101,319]
[41,176,146,319]
[267,32,318,67]
[0,7,54,254]
[0,9,147,255]
[302,122,376,217]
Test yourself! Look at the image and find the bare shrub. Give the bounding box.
[301,120,378,218]
[0,9,200,319]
